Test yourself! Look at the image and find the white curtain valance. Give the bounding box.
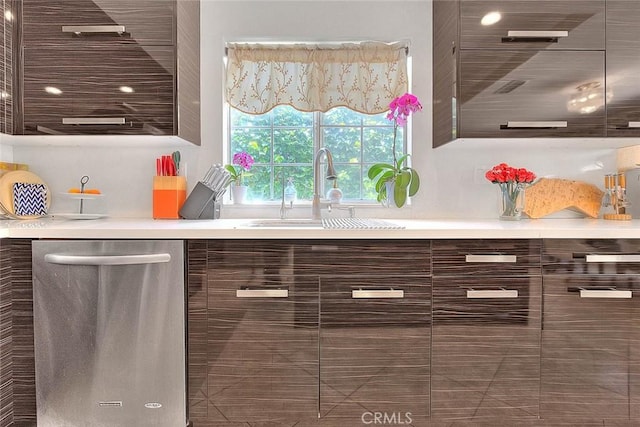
[225,41,408,115]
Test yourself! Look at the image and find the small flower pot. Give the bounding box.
[231,185,248,204]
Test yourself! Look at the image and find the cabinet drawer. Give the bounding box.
[459,50,605,138]
[23,0,175,46]
[432,239,540,276]
[460,0,605,50]
[320,275,430,327]
[543,239,640,274]
[298,240,430,275]
[433,276,540,325]
[22,46,175,136]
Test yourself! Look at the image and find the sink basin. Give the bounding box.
[244,219,323,228]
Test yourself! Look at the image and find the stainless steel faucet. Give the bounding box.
[312,148,337,219]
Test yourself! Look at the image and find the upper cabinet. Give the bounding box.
[22,1,175,46]
[1,0,15,135]
[433,0,611,147]
[17,0,200,144]
[605,0,640,136]
[459,1,605,50]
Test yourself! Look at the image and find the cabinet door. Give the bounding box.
[22,45,175,136]
[459,50,605,138]
[542,275,639,420]
[460,0,605,50]
[1,0,13,134]
[431,276,541,421]
[208,271,319,424]
[606,0,640,136]
[319,275,430,425]
[22,0,175,46]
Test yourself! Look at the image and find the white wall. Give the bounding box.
[3,0,629,218]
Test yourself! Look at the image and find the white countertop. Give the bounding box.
[2,217,640,239]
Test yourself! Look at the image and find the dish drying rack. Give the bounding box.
[179,165,231,219]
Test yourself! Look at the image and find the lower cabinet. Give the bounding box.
[541,275,640,421]
[205,241,319,425]
[319,275,431,425]
[431,276,542,421]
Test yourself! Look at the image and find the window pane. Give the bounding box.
[363,111,391,126]
[245,165,272,201]
[275,165,314,200]
[274,129,313,163]
[334,164,363,200]
[323,127,361,163]
[273,105,313,127]
[363,127,403,163]
[230,108,271,127]
[230,128,272,164]
[322,107,362,126]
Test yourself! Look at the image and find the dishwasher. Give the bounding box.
[32,240,187,427]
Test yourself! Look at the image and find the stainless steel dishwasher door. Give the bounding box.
[32,240,186,427]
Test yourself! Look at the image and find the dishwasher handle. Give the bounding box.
[44,253,171,266]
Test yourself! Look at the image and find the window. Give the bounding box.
[229,105,405,202]
[225,41,409,203]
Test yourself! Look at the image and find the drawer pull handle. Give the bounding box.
[62,25,126,35]
[236,288,288,298]
[45,253,170,266]
[505,30,568,40]
[628,122,640,128]
[63,117,126,125]
[502,121,568,129]
[352,289,404,299]
[585,254,640,263]
[465,254,517,263]
[466,289,519,299]
[579,289,632,299]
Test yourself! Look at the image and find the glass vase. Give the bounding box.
[498,183,525,220]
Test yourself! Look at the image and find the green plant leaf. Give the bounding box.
[396,170,411,189]
[394,183,407,207]
[224,164,238,178]
[395,154,410,170]
[374,171,394,192]
[367,163,394,179]
[408,168,420,196]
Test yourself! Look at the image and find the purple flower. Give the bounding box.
[233,152,254,171]
[387,93,422,127]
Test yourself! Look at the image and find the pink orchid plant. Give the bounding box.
[225,151,255,186]
[367,93,422,207]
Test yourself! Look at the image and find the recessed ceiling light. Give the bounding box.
[4,10,13,22]
[45,86,62,95]
[119,86,134,93]
[481,11,502,26]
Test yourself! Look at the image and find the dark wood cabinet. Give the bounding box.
[22,45,175,136]
[204,241,319,425]
[541,239,640,423]
[460,0,605,50]
[0,0,15,134]
[606,0,640,136]
[18,0,200,143]
[433,0,607,146]
[459,50,605,138]
[319,275,431,425]
[22,0,175,46]
[431,240,542,422]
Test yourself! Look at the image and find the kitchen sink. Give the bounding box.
[244,219,323,228]
[243,218,405,229]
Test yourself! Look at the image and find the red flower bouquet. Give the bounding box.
[485,163,536,219]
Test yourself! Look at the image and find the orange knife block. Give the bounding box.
[153,176,187,219]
